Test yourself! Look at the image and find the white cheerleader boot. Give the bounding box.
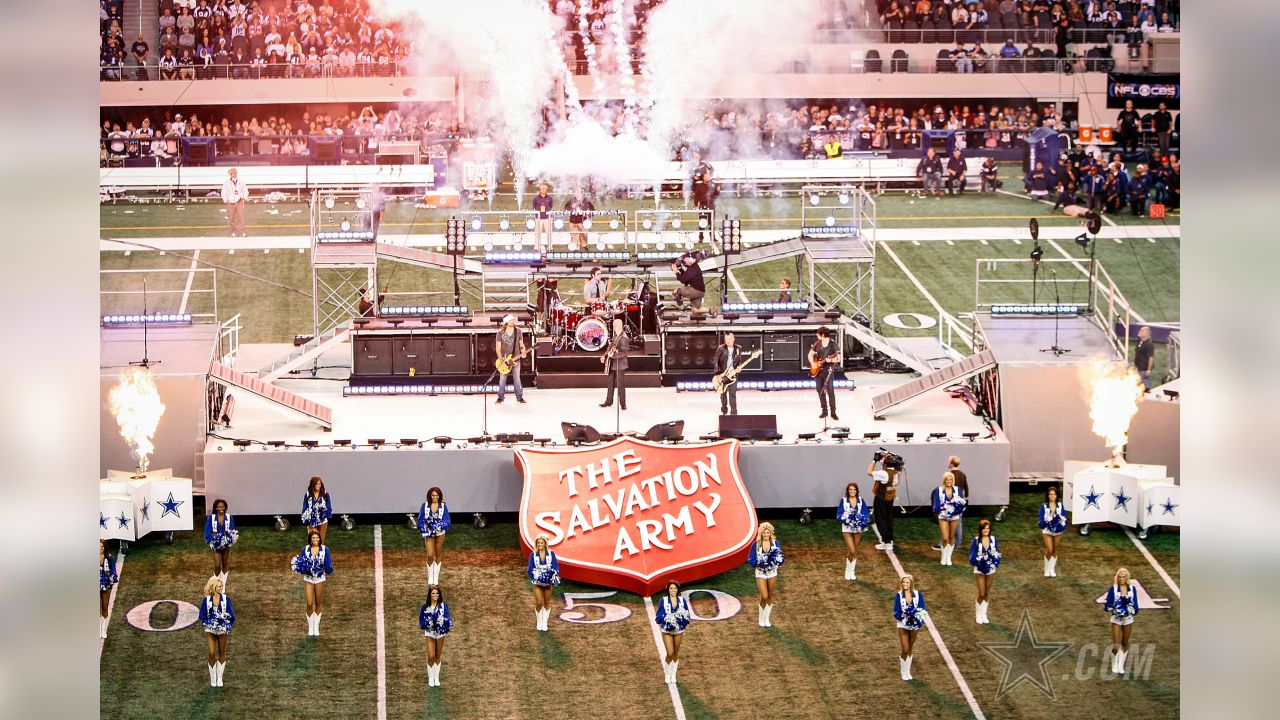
[899,657,909,681]
[1043,557,1051,577]
[314,613,322,636]
[849,558,857,580]
[1110,649,1120,674]
[663,661,673,683]
[435,663,443,687]
[216,661,225,687]
[672,660,679,684]
[843,560,851,580]
[539,608,549,631]
[99,617,108,638]
[1050,557,1059,577]
[305,613,313,636]
[976,601,983,624]
[208,664,216,687]
[427,664,436,687]
[981,601,990,624]
[905,655,914,680]
[764,604,774,627]
[757,605,766,627]
[220,572,228,592]
[1117,650,1127,675]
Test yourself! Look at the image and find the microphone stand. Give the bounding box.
[129,278,161,369]
[1040,270,1070,356]
[479,366,499,440]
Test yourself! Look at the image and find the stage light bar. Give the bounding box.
[676,378,855,392]
[636,250,683,261]
[483,251,543,264]
[802,225,859,236]
[343,384,499,397]
[990,303,1083,315]
[720,218,741,254]
[102,313,193,326]
[316,230,376,242]
[545,251,631,263]
[379,305,470,317]
[721,302,811,314]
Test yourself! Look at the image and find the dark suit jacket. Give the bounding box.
[608,332,630,371]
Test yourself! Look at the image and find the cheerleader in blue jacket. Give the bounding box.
[301,475,333,544]
[654,580,692,684]
[837,482,870,580]
[1104,567,1140,674]
[931,472,967,567]
[98,540,118,639]
[1038,485,1068,577]
[204,498,239,592]
[199,575,235,687]
[748,522,784,627]
[417,486,451,587]
[291,528,334,636]
[968,519,1002,624]
[893,574,927,681]
[419,585,452,688]
[527,535,560,632]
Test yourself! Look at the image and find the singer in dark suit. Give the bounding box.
[713,332,741,415]
[600,318,630,410]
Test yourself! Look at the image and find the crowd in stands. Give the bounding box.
[100,1,128,81]
[874,0,1179,38]
[1023,148,1179,216]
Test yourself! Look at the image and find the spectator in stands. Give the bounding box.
[952,42,974,73]
[231,48,249,78]
[1024,160,1053,198]
[824,133,843,159]
[177,6,195,34]
[179,26,197,52]
[945,149,968,194]
[916,147,944,197]
[1151,101,1173,157]
[971,42,989,72]
[979,157,999,193]
[101,38,124,81]
[160,7,177,34]
[1157,12,1175,32]
[157,48,177,80]
[998,39,1020,71]
[250,47,266,78]
[1127,164,1151,216]
[131,35,151,81]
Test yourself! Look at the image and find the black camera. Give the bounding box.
[875,448,905,471]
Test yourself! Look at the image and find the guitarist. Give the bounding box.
[494,314,527,405]
[807,326,840,421]
[599,318,629,411]
[713,332,741,416]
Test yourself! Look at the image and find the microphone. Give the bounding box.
[1050,269,1057,276]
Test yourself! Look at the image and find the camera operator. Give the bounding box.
[670,252,706,310]
[869,450,906,552]
[691,152,718,241]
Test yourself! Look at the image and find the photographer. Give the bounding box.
[869,450,905,551]
[670,253,705,310]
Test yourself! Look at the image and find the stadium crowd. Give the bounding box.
[874,0,1179,36]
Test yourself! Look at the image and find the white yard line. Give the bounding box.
[373,525,387,720]
[1123,529,1181,599]
[642,596,687,720]
[725,270,750,303]
[99,552,125,657]
[1042,238,1148,325]
[178,249,200,315]
[871,524,987,719]
[878,241,974,347]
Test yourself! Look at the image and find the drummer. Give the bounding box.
[583,266,612,317]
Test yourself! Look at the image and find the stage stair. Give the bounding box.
[836,317,944,375]
[375,242,482,274]
[870,348,997,417]
[256,321,351,382]
[698,237,808,273]
[209,362,333,429]
[482,268,532,312]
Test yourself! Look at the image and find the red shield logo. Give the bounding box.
[516,437,757,595]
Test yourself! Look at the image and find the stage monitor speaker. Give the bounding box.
[664,332,715,370]
[643,420,685,442]
[353,338,394,376]
[474,334,497,374]
[430,336,472,375]
[718,414,778,440]
[392,336,431,376]
[561,422,602,445]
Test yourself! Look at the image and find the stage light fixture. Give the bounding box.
[445,218,468,255]
[324,195,335,209]
[722,301,807,313]
[273,515,290,531]
[655,240,666,251]
[962,432,979,441]
[671,217,682,229]
[484,241,495,252]
[499,217,510,230]
[233,439,251,451]
[332,439,352,447]
[368,438,386,448]
[839,193,850,205]
[356,196,367,209]
[799,508,813,525]
[1074,233,1090,249]
[809,193,820,206]
[798,432,817,441]
[582,218,593,230]
[554,218,565,230]
[609,218,620,230]
[266,440,285,449]
[1030,245,1043,262]
[824,311,843,321]
[102,313,194,326]
[863,432,881,440]
[896,432,914,442]
[513,239,525,250]
[596,241,607,251]
[340,218,351,232]
[473,512,488,529]
[434,436,451,448]
[643,218,653,230]
[928,432,948,441]
[406,513,418,530]
[470,217,482,231]
[525,218,536,230]
[698,216,708,229]
[535,438,551,446]
[1164,390,1179,400]
[720,218,741,255]
[825,215,836,227]
[301,440,319,449]
[832,431,850,441]
[340,514,355,531]
[400,438,421,447]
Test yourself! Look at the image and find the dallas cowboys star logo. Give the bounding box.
[1112,488,1132,512]
[978,609,1073,700]
[1160,498,1178,516]
[116,511,131,530]
[1146,501,1155,518]
[1081,485,1102,510]
[140,497,150,522]
[159,491,184,519]
[99,512,108,529]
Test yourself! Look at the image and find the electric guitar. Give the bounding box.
[495,348,529,375]
[809,355,838,377]
[712,349,762,394]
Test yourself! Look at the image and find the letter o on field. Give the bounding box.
[881,313,937,330]
[126,600,201,632]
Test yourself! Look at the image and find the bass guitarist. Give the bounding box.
[713,332,742,416]
[495,314,528,405]
[600,318,629,411]
[807,326,839,421]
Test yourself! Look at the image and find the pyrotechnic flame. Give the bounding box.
[108,367,166,474]
[1078,358,1144,465]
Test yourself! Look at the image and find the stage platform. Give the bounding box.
[204,343,1011,516]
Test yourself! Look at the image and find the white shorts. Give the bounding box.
[842,526,866,535]
[896,621,922,631]
[423,629,448,639]
[973,566,997,576]
[303,575,327,585]
[204,626,230,636]
[1110,615,1134,626]
[755,568,778,580]
[421,529,446,539]
[1042,528,1065,537]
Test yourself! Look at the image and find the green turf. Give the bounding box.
[101,486,1178,719]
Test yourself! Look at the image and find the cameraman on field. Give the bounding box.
[869,450,906,552]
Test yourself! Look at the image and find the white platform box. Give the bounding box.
[1064,461,1168,528]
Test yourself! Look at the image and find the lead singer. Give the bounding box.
[600,318,630,410]
[808,327,839,420]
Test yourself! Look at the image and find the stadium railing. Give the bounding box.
[100,133,454,168]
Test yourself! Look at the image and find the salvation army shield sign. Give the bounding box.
[516,437,757,595]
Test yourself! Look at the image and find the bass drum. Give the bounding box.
[574,317,609,352]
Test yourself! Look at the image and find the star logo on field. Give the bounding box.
[99,512,108,529]
[116,511,131,530]
[159,491,184,519]
[1112,488,1132,512]
[978,610,1073,700]
[1160,498,1178,516]
[1080,485,1102,510]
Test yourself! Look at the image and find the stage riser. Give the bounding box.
[534,372,663,389]
[537,355,662,373]
[203,440,1011,516]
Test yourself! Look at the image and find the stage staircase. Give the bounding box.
[698,237,808,273]
[208,362,333,429]
[256,321,351,382]
[481,268,532,313]
[870,348,997,417]
[375,242,482,275]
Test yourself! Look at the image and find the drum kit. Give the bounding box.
[544,285,647,354]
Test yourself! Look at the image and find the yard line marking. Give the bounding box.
[1042,238,1148,324]
[99,551,125,657]
[373,525,387,720]
[725,270,750,303]
[642,596,687,720]
[878,241,974,348]
[178,250,200,315]
[871,524,986,719]
[1124,528,1180,599]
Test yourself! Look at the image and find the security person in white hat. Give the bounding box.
[494,314,527,404]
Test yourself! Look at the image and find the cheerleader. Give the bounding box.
[527,535,560,632]
[301,475,333,544]
[1038,485,1068,577]
[837,482,870,580]
[1104,567,1140,674]
[419,585,452,688]
[290,529,334,636]
[747,522,784,627]
[98,540,118,639]
[203,498,238,591]
[416,487,451,586]
[968,519,1002,624]
[931,472,967,566]
[198,575,235,687]
[892,574,928,681]
[654,580,692,684]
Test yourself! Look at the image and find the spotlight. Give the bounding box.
[799,508,813,525]
[928,432,948,441]
[896,432,914,442]
[473,512,488,529]
[525,218,536,230]
[406,513,418,530]
[596,241,606,251]
[332,439,352,447]
[554,218,565,230]
[809,193,820,206]
[434,436,451,448]
[445,217,468,255]
[499,217,510,230]
[862,432,881,440]
[340,218,351,231]
[825,215,836,227]
[655,240,666,251]
[962,432,979,441]
[671,217,682,229]
[720,218,741,254]
[698,216,708,229]
[535,438,551,446]
[832,431,850,442]
[643,218,653,230]
[301,440,319,449]
[798,432,817,441]
[273,515,290,531]
[324,195,335,209]
[368,438,385,448]
[268,440,285,449]
[356,196,367,209]
[471,217,482,231]
[484,241,494,252]
[609,218,620,230]
[400,438,420,447]
[340,514,356,531]
[839,193,850,205]
[233,439,252,451]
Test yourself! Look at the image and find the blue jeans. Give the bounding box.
[954,516,964,547]
[497,361,523,400]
